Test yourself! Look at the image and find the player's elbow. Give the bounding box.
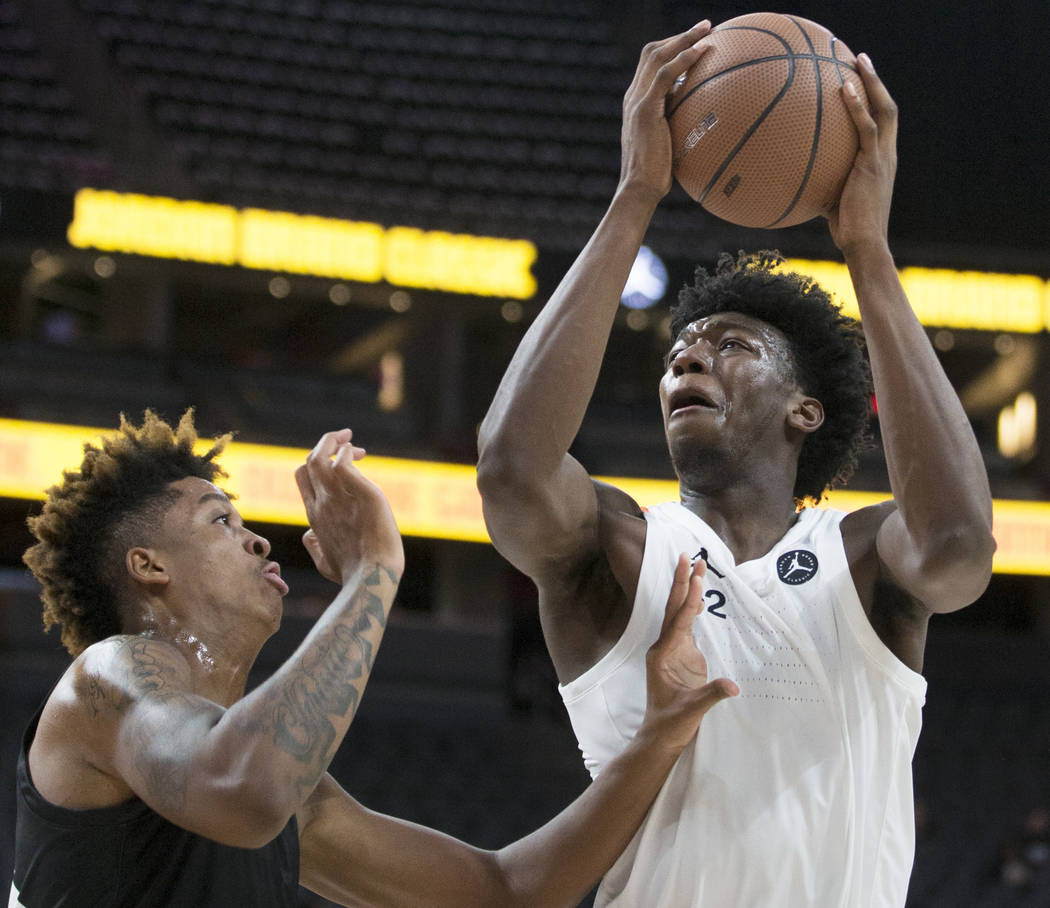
[917,524,996,611]
[214,802,293,849]
[476,430,517,493]
[476,442,534,509]
[199,774,300,849]
[241,788,298,847]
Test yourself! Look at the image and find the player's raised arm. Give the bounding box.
[831,56,995,611]
[476,23,713,580]
[297,556,737,908]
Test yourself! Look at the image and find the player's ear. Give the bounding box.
[126,547,170,589]
[788,395,824,434]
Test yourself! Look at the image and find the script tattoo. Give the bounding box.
[79,636,182,717]
[272,564,395,792]
[121,638,181,694]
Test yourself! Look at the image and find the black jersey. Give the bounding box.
[10,705,300,908]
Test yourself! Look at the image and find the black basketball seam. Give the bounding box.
[829,37,849,85]
[765,16,824,227]
[668,52,855,119]
[668,25,798,118]
[684,26,797,206]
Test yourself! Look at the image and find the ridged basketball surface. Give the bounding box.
[668,12,868,228]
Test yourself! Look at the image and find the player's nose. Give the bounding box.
[244,529,271,558]
[671,342,712,375]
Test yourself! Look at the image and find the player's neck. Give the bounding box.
[678,480,799,565]
[124,603,262,706]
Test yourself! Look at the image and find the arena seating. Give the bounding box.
[0,0,114,190]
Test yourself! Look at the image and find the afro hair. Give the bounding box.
[669,250,873,503]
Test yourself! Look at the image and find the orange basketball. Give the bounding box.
[668,12,869,228]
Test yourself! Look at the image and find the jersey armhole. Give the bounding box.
[559,509,667,703]
[826,511,928,699]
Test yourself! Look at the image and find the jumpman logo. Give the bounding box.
[776,550,818,585]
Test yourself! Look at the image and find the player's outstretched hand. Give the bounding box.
[643,554,738,752]
[618,20,713,200]
[295,429,405,585]
[826,52,898,257]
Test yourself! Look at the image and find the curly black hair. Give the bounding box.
[23,410,230,657]
[670,250,873,503]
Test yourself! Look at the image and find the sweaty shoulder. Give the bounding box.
[537,480,647,683]
[29,635,191,809]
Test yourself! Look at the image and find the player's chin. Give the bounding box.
[666,434,727,480]
[665,419,715,454]
[262,596,284,633]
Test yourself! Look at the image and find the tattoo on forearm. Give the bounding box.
[271,564,395,789]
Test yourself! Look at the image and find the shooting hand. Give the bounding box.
[295,429,405,584]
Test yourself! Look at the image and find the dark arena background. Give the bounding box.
[2,2,1050,905]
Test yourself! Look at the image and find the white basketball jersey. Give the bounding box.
[560,503,926,908]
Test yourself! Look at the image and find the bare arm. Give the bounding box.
[476,22,714,580]
[76,431,404,848]
[299,558,738,907]
[832,59,995,612]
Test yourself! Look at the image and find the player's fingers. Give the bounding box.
[294,463,316,510]
[648,36,713,103]
[855,53,898,147]
[659,554,693,636]
[653,40,713,105]
[308,428,353,462]
[671,573,705,635]
[692,677,740,713]
[631,21,711,92]
[330,443,371,492]
[841,79,877,151]
[660,564,708,649]
[331,442,366,469]
[304,428,354,485]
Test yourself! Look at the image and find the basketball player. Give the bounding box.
[11,410,737,907]
[476,21,995,907]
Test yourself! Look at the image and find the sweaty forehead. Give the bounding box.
[672,311,786,347]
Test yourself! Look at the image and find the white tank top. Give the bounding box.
[560,503,927,908]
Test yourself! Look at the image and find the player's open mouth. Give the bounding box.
[669,389,719,414]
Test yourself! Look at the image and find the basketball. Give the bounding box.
[668,12,869,228]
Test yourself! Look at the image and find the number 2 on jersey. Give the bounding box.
[705,589,728,619]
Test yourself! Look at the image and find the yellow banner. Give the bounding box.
[1,418,1046,574]
[786,258,1049,333]
[68,189,537,299]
